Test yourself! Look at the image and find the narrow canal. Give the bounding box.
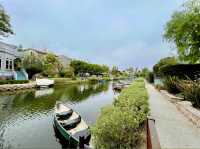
[0,81,117,149]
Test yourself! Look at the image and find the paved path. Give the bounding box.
[146,83,200,149]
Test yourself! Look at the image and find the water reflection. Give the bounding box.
[0,82,111,149]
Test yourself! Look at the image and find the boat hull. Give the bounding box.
[53,116,79,146]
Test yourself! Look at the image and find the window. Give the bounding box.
[9,60,12,69]
[6,59,9,69]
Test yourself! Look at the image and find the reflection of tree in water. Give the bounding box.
[61,82,109,102]
[0,82,109,123]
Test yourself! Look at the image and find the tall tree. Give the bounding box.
[43,53,61,77]
[23,52,44,79]
[0,4,13,37]
[164,0,200,63]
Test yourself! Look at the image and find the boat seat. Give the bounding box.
[56,109,73,120]
[61,115,81,130]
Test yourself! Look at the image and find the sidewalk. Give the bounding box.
[146,83,200,149]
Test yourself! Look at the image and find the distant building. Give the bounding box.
[58,55,72,68]
[0,41,28,80]
[22,48,49,57]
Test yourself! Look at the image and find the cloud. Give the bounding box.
[2,0,184,69]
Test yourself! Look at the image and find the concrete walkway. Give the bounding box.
[146,83,200,149]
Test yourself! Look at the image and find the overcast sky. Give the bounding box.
[1,0,185,69]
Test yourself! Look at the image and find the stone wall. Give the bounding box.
[0,82,36,91]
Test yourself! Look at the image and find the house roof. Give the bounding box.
[0,41,19,57]
[23,48,49,55]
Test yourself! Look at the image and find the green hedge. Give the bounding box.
[0,80,29,85]
[92,79,149,149]
[160,64,200,80]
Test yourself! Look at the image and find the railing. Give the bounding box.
[0,70,13,76]
[147,118,161,149]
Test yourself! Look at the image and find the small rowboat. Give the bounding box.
[54,103,91,147]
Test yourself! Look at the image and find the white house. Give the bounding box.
[0,41,28,80]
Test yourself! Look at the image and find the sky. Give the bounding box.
[1,0,185,69]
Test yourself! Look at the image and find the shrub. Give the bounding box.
[179,80,200,108]
[92,79,149,149]
[155,84,165,91]
[0,80,29,85]
[146,72,154,83]
[163,76,180,94]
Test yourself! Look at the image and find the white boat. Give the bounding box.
[36,78,54,88]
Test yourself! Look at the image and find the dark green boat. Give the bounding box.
[54,102,91,147]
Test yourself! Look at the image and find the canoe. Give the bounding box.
[54,103,91,147]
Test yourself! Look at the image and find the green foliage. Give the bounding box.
[0,80,29,85]
[0,4,13,37]
[164,0,200,63]
[43,53,62,77]
[179,80,200,108]
[111,66,121,76]
[14,58,22,71]
[23,52,44,79]
[140,67,150,77]
[70,60,109,76]
[92,79,149,149]
[102,77,111,81]
[146,71,154,83]
[163,76,180,94]
[59,66,74,78]
[160,64,200,80]
[153,57,178,76]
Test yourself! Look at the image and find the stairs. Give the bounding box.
[16,70,28,80]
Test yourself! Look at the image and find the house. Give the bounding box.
[0,41,28,80]
[58,55,72,68]
[22,48,49,57]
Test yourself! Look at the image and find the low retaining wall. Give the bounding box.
[176,101,200,128]
[160,89,200,128]
[0,82,36,91]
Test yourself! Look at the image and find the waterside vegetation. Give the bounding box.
[92,78,149,149]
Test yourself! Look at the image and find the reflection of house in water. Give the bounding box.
[0,95,15,111]
[35,88,54,98]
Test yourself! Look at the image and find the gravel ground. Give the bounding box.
[146,83,200,149]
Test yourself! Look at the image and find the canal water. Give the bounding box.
[0,81,117,149]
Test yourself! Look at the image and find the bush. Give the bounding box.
[163,76,180,94]
[146,72,154,83]
[92,79,149,149]
[155,84,165,91]
[0,80,29,85]
[179,80,200,108]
